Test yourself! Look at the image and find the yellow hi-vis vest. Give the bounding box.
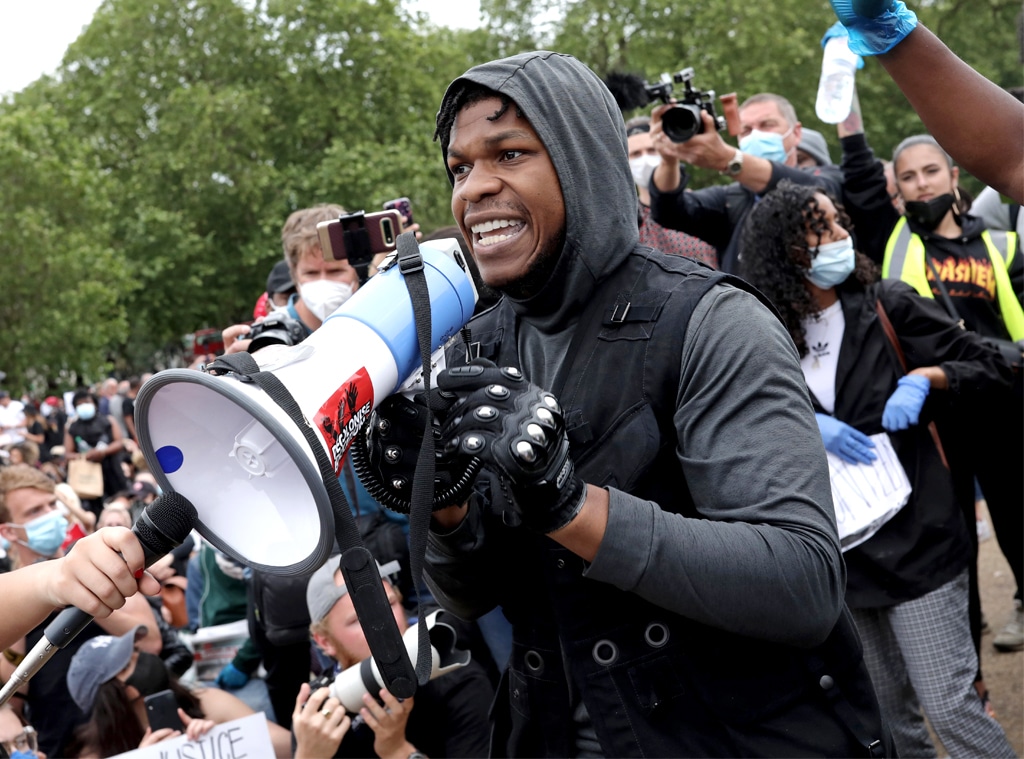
[882,216,1023,342]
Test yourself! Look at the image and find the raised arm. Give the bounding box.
[831,0,1024,202]
[878,26,1024,202]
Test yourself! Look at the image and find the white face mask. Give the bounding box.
[629,154,661,190]
[300,279,354,321]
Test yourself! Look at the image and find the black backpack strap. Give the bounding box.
[205,350,417,697]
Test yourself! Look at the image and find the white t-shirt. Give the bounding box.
[800,300,845,414]
[0,399,26,445]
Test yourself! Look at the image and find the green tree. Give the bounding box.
[27,0,498,368]
[0,104,130,393]
[481,0,1021,191]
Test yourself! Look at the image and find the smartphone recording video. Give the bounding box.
[317,209,401,270]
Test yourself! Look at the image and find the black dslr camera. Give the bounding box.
[642,68,727,143]
[246,311,307,352]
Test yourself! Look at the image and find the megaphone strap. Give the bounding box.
[205,350,419,698]
[396,231,441,689]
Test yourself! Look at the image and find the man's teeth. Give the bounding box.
[471,219,522,246]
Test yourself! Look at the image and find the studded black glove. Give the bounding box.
[350,392,481,514]
[436,358,587,533]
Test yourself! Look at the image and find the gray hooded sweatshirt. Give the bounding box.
[427,51,863,758]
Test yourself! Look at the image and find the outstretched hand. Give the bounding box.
[831,0,894,24]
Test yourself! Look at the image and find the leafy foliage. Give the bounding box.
[0,0,1018,392]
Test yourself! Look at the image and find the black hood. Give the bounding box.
[437,51,640,331]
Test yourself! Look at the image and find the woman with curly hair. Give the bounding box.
[738,180,1015,758]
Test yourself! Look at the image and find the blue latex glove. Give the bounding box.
[816,413,877,464]
[882,374,930,431]
[215,662,250,690]
[821,21,865,69]
[830,0,918,55]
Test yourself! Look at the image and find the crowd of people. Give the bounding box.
[0,1,1021,756]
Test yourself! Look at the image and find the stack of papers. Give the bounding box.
[826,432,912,552]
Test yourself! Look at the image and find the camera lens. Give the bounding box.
[663,104,704,143]
[246,313,305,351]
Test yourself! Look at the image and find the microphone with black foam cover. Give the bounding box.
[604,70,655,111]
[0,491,198,707]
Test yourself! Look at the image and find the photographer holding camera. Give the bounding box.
[292,558,492,759]
[649,92,843,274]
[222,204,361,355]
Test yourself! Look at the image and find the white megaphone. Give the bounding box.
[328,609,470,713]
[134,239,478,576]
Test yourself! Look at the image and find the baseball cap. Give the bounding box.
[266,260,295,295]
[306,555,401,625]
[66,624,149,713]
[797,128,834,167]
[44,395,60,406]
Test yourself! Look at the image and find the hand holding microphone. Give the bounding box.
[0,491,197,707]
[47,526,163,618]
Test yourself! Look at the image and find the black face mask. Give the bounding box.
[126,652,172,697]
[904,193,956,230]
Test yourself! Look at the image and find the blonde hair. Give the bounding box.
[281,204,347,280]
[97,506,133,529]
[0,465,55,523]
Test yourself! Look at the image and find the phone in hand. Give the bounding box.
[383,197,414,229]
[145,689,184,732]
[317,209,402,272]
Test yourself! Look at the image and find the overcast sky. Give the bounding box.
[0,0,482,96]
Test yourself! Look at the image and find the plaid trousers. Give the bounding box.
[851,569,1015,758]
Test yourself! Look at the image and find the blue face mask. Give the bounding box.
[10,750,38,759]
[739,128,792,164]
[11,510,69,557]
[805,237,856,288]
[76,403,97,420]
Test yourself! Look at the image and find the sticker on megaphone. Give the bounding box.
[132,238,477,576]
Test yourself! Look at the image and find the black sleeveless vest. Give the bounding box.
[447,251,890,757]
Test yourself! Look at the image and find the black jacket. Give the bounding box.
[820,279,1012,607]
[649,161,844,274]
